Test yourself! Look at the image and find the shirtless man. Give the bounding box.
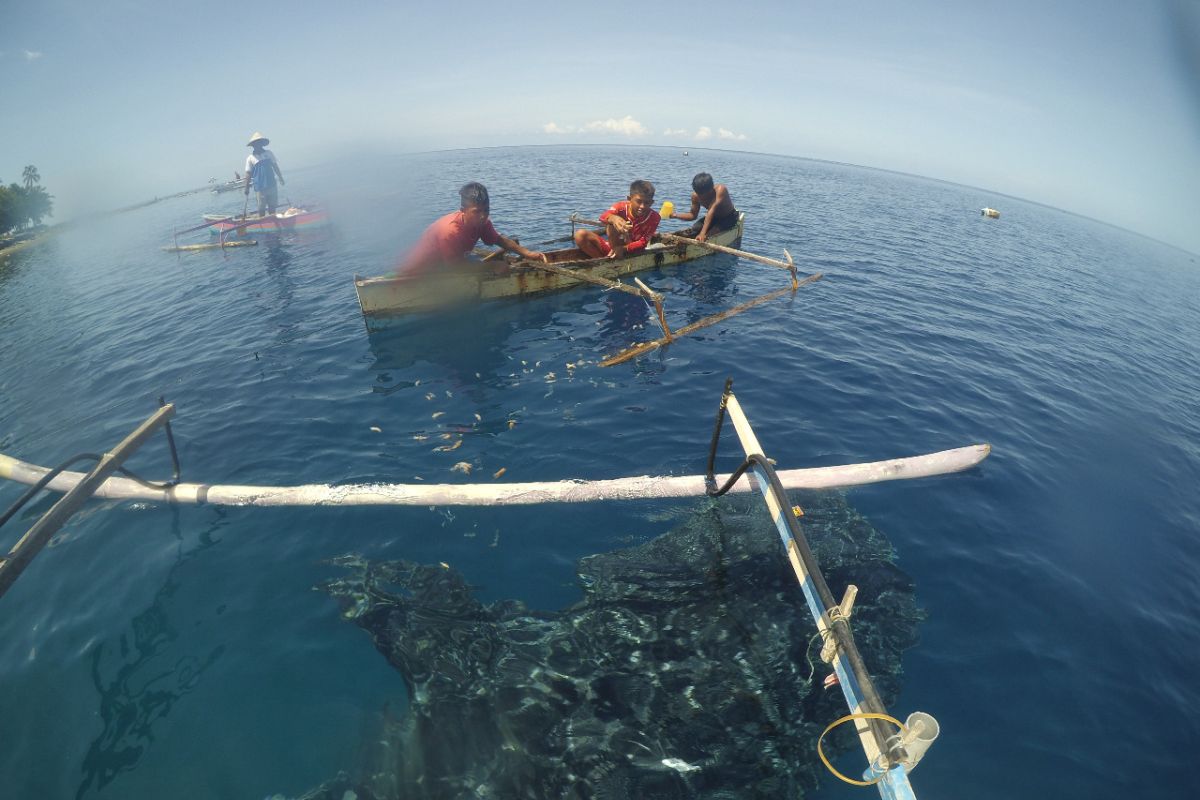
[665,172,738,243]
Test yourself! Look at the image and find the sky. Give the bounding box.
[2,0,1199,254]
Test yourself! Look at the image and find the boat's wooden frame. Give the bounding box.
[354,214,749,319]
[355,213,823,366]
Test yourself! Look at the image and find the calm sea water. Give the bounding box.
[1,145,1198,798]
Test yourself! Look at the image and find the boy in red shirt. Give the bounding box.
[398,182,546,276]
[574,179,661,260]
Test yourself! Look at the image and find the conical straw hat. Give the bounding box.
[247,132,269,146]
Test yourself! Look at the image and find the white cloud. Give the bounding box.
[543,122,574,134]
[694,126,713,141]
[582,115,648,136]
[718,128,748,141]
[23,50,43,61]
[662,128,690,137]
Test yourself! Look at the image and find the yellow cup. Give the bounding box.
[660,201,674,219]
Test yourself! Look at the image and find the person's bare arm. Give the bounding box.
[672,192,702,222]
[497,234,547,263]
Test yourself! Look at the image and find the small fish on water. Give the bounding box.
[452,461,472,474]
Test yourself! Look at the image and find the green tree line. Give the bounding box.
[0,165,54,236]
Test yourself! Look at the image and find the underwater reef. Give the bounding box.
[306,493,922,799]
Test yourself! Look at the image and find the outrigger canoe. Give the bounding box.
[354,214,746,321]
[210,179,243,194]
[203,207,329,236]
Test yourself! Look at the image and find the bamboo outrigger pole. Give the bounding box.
[707,381,937,797]
[600,273,821,367]
[562,216,822,367]
[0,404,177,600]
[163,240,258,253]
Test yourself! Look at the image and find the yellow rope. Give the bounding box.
[816,712,907,787]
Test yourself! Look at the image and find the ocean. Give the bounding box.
[1,144,1197,798]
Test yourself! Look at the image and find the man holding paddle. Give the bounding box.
[665,172,738,243]
[243,132,285,217]
[397,182,547,276]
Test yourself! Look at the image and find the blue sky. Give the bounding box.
[3,0,1199,253]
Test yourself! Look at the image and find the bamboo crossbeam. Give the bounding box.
[600,274,822,367]
[0,405,176,599]
[515,260,644,297]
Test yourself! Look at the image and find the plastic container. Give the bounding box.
[660,201,674,219]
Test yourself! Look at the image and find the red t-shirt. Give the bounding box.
[398,211,502,275]
[599,201,661,254]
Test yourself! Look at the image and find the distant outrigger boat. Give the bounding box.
[203,207,329,236]
[209,178,243,194]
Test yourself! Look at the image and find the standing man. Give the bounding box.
[666,172,737,242]
[244,132,285,216]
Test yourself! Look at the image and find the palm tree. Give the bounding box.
[22,165,40,190]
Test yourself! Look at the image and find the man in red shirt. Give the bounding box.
[574,179,661,260]
[397,182,547,276]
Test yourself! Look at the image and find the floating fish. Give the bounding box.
[451,461,472,474]
[492,467,506,479]
[432,411,445,419]
[369,426,382,433]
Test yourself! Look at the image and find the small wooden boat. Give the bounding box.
[981,207,1000,218]
[355,214,746,320]
[203,207,329,236]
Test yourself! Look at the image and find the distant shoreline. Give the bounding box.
[0,229,49,259]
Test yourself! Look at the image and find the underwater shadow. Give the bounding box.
[304,492,922,799]
[74,509,226,800]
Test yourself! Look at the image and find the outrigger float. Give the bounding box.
[0,385,983,796]
[355,214,821,365]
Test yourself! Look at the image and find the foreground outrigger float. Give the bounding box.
[1,387,978,796]
[0,442,988,507]
[355,214,821,365]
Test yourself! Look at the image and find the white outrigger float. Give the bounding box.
[1,386,983,796]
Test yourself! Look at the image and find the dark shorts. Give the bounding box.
[673,208,739,238]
